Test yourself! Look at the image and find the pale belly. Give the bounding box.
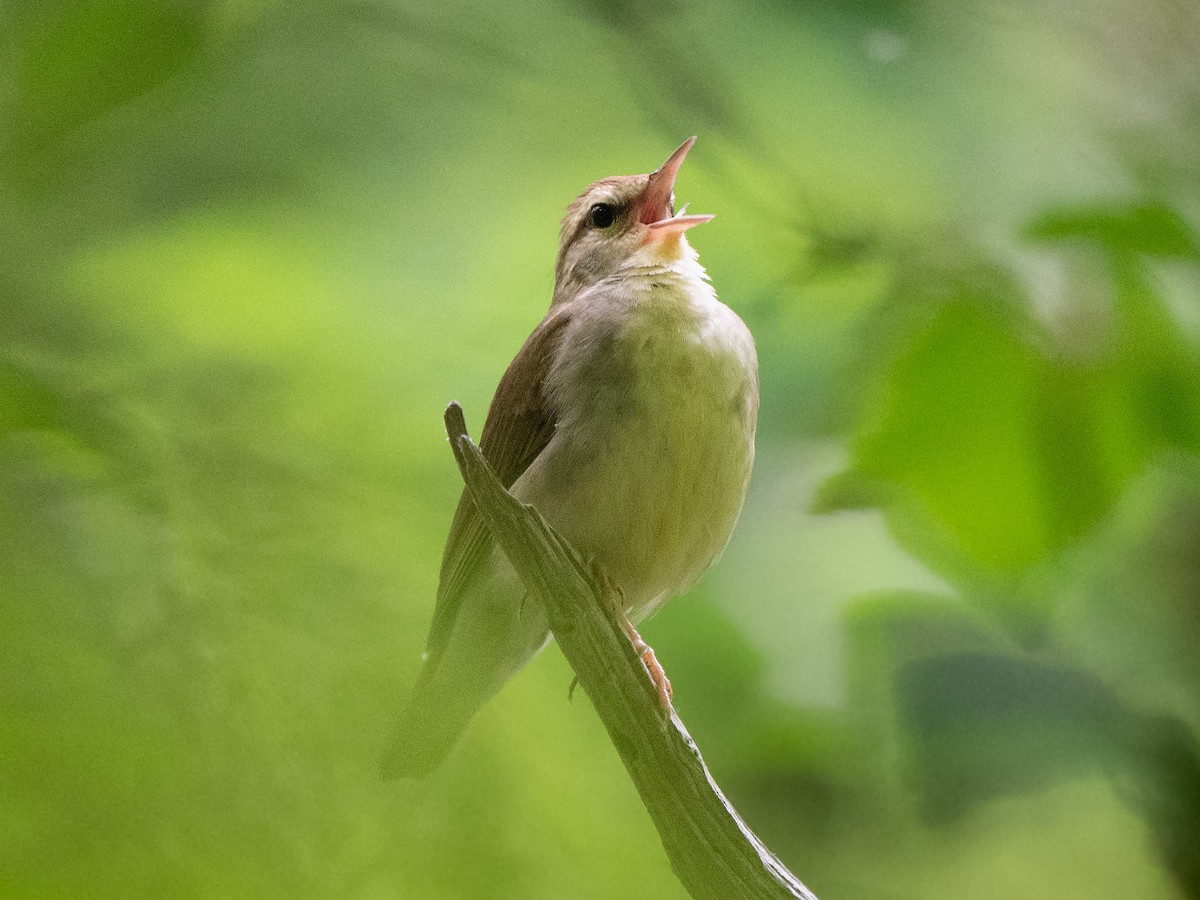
[512,288,758,620]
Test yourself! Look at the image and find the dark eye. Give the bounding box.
[586,203,616,229]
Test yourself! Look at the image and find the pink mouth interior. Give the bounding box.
[636,137,696,227]
[637,188,673,225]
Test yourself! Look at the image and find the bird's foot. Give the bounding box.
[621,615,673,710]
[587,557,622,599]
[586,557,629,622]
[586,557,672,711]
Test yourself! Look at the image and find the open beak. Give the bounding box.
[638,136,714,243]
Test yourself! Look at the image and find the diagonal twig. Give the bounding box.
[443,401,818,900]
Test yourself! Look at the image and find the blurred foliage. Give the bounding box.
[2,0,1199,898]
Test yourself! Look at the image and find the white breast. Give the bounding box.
[513,255,758,619]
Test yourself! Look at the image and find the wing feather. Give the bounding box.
[423,305,572,663]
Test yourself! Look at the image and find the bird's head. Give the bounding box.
[551,136,712,306]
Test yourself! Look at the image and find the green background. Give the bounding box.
[3,1,1199,897]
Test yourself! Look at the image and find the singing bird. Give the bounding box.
[381,137,758,778]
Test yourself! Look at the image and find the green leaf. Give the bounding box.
[895,651,1200,893]
[1024,201,1199,259]
[5,1,206,182]
[825,221,1200,599]
[1057,458,1200,731]
[849,298,1056,575]
[896,653,1127,823]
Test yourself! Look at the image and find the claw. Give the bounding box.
[621,615,673,710]
[589,558,673,710]
[588,557,629,622]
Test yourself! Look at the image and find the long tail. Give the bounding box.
[377,652,498,779]
[379,595,552,779]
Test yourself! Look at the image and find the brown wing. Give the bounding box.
[422,305,573,665]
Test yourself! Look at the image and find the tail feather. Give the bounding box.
[378,657,493,779]
[379,605,552,779]
[382,551,554,779]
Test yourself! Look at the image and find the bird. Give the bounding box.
[381,137,758,779]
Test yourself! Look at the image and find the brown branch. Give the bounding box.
[443,402,818,900]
